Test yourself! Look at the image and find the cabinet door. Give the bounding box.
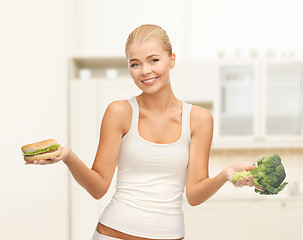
[263,61,302,137]
[183,201,255,240]
[255,201,303,240]
[215,62,258,138]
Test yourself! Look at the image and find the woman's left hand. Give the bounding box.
[223,164,263,191]
[25,146,70,165]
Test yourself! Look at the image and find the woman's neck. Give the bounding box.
[137,85,180,114]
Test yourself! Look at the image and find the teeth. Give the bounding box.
[143,77,157,83]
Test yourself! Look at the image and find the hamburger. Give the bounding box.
[21,139,61,162]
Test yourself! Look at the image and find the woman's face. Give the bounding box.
[127,38,175,94]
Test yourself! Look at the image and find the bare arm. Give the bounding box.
[186,106,221,206]
[27,101,128,200]
[185,106,258,206]
[60,147,108,199]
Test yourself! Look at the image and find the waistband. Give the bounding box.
[92,230,122,240]
[93,230,185,240]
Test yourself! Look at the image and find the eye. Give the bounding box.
[151,59,159,63]
[130,63,139,68]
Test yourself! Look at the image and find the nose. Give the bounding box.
[141,63,152,76]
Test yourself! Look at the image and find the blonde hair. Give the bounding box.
[125,24,172,57]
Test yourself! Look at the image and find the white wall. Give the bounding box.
[74,0,303,59]
[0,1,75,239]
[74,0,181,57]
[187,0,303,59]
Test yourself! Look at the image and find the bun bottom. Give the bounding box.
[24,148,61,162]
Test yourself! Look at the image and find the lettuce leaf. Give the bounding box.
[23,144,60,156]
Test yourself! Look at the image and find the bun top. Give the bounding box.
[21,139,58,153]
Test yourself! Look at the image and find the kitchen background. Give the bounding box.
[0,0,302,240]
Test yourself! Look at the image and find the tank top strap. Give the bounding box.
[127,96,139,133]
[181,101,192,143]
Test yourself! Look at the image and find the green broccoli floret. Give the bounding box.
[232,154,288,195]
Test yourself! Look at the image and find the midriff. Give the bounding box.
[96,222,183,240]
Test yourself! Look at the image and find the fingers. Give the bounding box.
[233,175,265,193]
[254,184,264,192]
[234,176,247,187]
[24,158,59,165]
[50,155,61,162]
[234,175,254,187]
[247,175,254,187]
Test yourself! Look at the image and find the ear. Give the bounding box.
[170,53,176,69]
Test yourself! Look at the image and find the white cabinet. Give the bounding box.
[183,201,254,240]
[213,59,303,148]
[255,200,303,240]
[262,60,302,138]
[183,198,303,240]
[215,61,258,138]
[69,57,141,239]
[171,60,215,103]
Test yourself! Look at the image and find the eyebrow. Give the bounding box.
[129,54,160,63]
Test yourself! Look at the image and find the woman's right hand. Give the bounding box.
[223,163,264,192]
[25,146,71,165]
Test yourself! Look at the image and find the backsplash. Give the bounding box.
[208,148,303,198]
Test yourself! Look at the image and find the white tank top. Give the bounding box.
[99,96,192,239]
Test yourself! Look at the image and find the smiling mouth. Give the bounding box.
[141,77,158,83]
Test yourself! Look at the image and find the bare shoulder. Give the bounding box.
[190,105,213,121]
[103,100,132,135]
[190,105,213,133]
[106,100,131,116]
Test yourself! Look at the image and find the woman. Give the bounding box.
[27,25,261,240]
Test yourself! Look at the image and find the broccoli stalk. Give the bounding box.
[232,154,288,195]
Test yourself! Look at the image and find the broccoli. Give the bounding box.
[232,154,288,195]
